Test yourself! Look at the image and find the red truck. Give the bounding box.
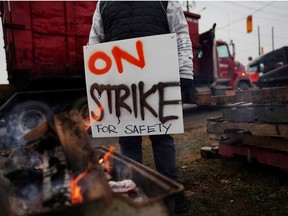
[0,1,251,136]
[184,14,251,104]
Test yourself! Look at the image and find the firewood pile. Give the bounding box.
[0,110,182,216]
[206,87,288,170]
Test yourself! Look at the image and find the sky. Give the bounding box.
[0,23,7,84]
[1,1,288,84]
[188,1,288,65]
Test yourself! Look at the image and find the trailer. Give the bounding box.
[0,1,252,137]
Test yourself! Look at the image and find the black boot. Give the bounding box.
[174,192,189,214]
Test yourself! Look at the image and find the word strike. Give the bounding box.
[90,81,181,124]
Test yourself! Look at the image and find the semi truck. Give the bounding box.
[246,46,288,87]
[0,1,251,137]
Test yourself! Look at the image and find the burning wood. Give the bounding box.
[0,110,113,215]
[54,109,112,204]
[0,109,183,216]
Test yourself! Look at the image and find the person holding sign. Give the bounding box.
[89,1,193,213]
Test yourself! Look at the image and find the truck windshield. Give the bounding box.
[247,65,258,73]
[217,44,230,58]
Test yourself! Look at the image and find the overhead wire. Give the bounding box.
[198,1,286,41]
[191,1,287,61]
[216,1,276,30]
[224,1,288,19]
[194,0,287,35]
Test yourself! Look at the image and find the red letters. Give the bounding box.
[112,40,145,73]
[88,40,145,75]
[88,51,112,75]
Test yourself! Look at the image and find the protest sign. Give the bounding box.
[83,33,184,137]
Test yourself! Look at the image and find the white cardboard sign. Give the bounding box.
[83,33,184,137]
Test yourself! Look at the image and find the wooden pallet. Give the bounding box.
[212,86,288,105]
[218,139,288,171]
[207,117,288,138]
[212,131,288,153]
[206,123,288,170]
[222,102,288,123]
[206,89,288,170]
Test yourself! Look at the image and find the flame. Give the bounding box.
[81,105,103,131]
[98,146,115,173]
[70,171,87,204]
[98,158,104,164]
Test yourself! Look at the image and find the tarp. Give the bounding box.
[249,46,288,73]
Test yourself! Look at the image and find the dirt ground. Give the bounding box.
[139,123,288,216]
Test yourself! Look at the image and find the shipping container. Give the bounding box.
[1,1,96,86]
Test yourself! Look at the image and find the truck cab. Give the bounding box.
[184,12,251,103]
[215,40,251,91]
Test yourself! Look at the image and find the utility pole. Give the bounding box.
[186,1,189,12]
[272,27,274,51]
[258,26,261,55]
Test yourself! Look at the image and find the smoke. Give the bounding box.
[6,148,43,172]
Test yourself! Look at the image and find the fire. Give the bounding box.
[99,146,115,173]
[81,104,103,131]
[98,158,104,164]
[70,171,87,204]
[71,146,115,204]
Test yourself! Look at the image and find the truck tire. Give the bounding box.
[6,101,53,138]
[237,82,250,90]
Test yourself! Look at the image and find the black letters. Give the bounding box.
[139,81,158,120]
[158,82,181,124]
[89,81,181,123]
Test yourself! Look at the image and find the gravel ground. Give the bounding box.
[93,116,288,216]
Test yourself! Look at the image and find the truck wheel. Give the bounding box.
[73,96,91,128]
[6,101,53,138]
[237,82,250,90]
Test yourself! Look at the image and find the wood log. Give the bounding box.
[53,109,112,203]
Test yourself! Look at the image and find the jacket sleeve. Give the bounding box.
[166,1,194,80]
[88,2,104,45]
